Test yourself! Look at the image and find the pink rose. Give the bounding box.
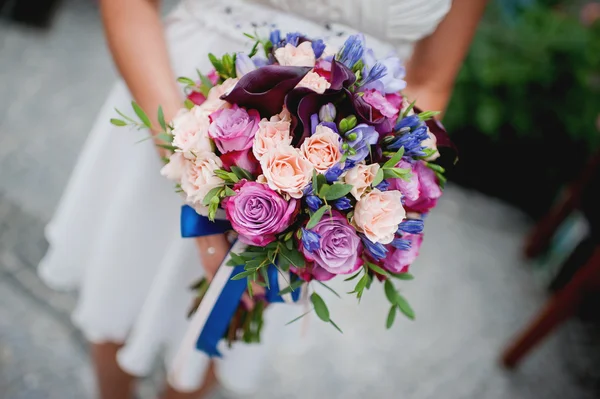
[180,152,224,205]
[160,152,187,182]
[171,108,212,156]
[353,189,406,244]
[343,163,380,200]
[389,159,419,202]
[383,233,423,273]
[403,161,442,213]
[300,125,342,173]
[362,89,399,119]
[208,105,260,154]
[274,42,316,67]
[296,71,331,94]
[252,116,292,160]
[223,181,297,246]
[220,148,260,175]
[260,145,313,199]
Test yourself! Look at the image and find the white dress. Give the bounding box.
[38,0,451,394]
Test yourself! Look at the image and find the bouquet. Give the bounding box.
[112,30,453,356]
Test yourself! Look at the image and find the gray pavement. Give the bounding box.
[1,1,600,398]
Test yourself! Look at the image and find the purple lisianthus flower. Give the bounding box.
[311,39,326,59]
[223,181,298,246]
[324,164,344,183]
[398,219,424,234]
[363,51,406,94]
[344,124,379,162]
[208,105,260,153]
[305,195,322,212]
[235,52,256,77]
[332,196,352,211]
[301,228,321,252]
[383,233,423,273]
[361,235,388,261]
[299,210,363,277]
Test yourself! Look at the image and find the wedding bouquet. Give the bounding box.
[112,30,453,355]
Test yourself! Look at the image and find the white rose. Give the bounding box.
[274,42,316,67]
[180,152,224,206]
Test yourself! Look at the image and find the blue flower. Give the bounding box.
[311,39,326,59]
[375,179,390,191]
[324,164,344,183]
[336,34,365,68]
[361,235,388,261]
[306,195,322,212]
[286,32,301,47]
[344,124,379,162]
[310,113,319,134]
[361,51,406,93]
[360,62,387,86]
[391,238,411,250]
[269,29,281,46]
[398,219,424,234]
[343,159,357,171]
[301,228,321,252]
[333,196,352,211]
[386,124,429,157]
[395,115,421,131]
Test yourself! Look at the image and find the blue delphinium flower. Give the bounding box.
[391,237,411,250]
[333,196,352,211]
[375,179,390,191]
[398,219,424,234]
[301,228,321,252]
[361,235,388,261]
[394,114,420,131]
[324,164,344,183]
[286,32,302,47]
[336,34,365,68]
[343,159,357,171]
[311,39,326,58]
[344,124,378,162]
[386,119,429,157]
[306,195,322,212]
[310,113,319,134]
[360,62,387,87]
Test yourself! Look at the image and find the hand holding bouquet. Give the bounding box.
[112,29,452,353]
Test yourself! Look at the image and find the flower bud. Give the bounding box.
[318,103,336,122]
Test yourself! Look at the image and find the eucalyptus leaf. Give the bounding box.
[202,186,223,206]
[230,166,254,181]
[132,101,152,129]
[383,147,405,169]
[278,279,304,296]
[386,305,397,329]
[310,293,330,322]
[390,272,414,281]
[177,76,195,86]
[231,270,254,280]
[285,309,313,326]
[323,184,353,200]
[371,168,384,187]
[158,106,167,131]
[306,205,331,229]
[329,319,343,334]
[396,294,415,320]
[315,281,341,298]
[367,262,389,277]
[110,118,127,127]
[384,280,398,304]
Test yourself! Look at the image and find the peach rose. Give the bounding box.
[271,107,292,123]
[171,108,212,156]
[300,125,342,173]
[260,145,313,199]
[353,189,406,244]
[421,131,440,161]
[180,152,224,205]
[343,163,381,200]
[296,71,331,94]
[274,42,316,67]
[253,117,292,160]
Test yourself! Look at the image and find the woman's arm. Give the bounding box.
[101,0,229,278]
[404,0,488,116]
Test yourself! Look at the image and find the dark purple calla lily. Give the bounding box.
[221,65,311,117]
[350,91,394,134]
[329,59,356,90]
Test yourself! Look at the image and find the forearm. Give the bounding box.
[101,0,181,127]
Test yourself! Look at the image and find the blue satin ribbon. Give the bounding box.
[180,205,301,357]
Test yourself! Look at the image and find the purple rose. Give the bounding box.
[403,161,442,213]
[223,181,297,246]
[208,105,260,154]
[382,233,423,274]
[299,210,363,278]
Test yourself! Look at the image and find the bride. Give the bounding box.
[39,0,486,398]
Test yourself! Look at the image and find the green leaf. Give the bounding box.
[315,281,341,298]
[384,280,398,304]
[243,32,256,40]
[247,278,254,297]
[132,101,152,129]
[418,110,440,121]
[329,319,343,334]
[231,270,254,280]
[227,172,239,183]
[259,267,270,289]
[227,252,245,266]
[248,40,260,58]
[286,309,313,326]
[156,144,178,152]
[202,186,223,206]
[383,168,412,180]
[371,168,384,187]
[323,184,353,200]
[383,147,405,168]
[197,69,214,89]
[400,99,417,120]
[351,274,369,297]
[279,245,305,268]
[344,270,362,282]
[177,76,196,86]
[306,205,331,229]
[184,99,195,110]
[318,183,331,198]
[315,173,327,195]
[278,279,304,296]
[224,186,236,197]
[156,132,173,144]
[386,305,397,329]
[208,53,225,76]
[312,170,318,194]
[157,106,167,131]
[426,162,446,174]
[390,272,414,281]
[367,262,389,277]
[396,294,415,320]
[310,293,330,322]
[115,108,136,123]
[230,166,254,181]
[110,118,128,127]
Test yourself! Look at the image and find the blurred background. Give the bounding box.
[1,0,600,398]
